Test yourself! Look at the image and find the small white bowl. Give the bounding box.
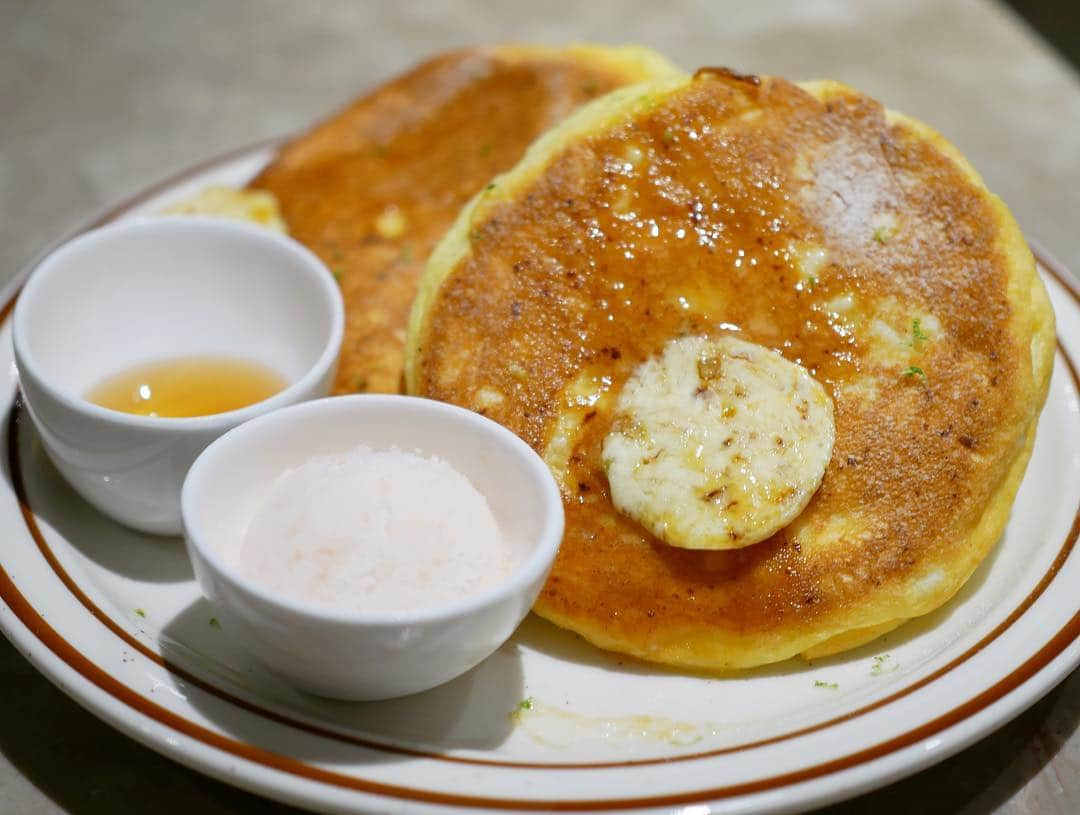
[13,216,344,536]
[181,394,564,701]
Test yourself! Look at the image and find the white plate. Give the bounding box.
[0,145,1077,815]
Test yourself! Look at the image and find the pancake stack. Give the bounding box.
[406,68,1055,668]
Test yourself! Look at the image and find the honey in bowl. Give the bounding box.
[87,356,287,418]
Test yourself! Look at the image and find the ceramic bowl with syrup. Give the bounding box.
[13,216,344,535]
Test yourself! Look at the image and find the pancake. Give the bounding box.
[250,45,678,394]
[406,68,1056,669]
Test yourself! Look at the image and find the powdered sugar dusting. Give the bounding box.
[798,135,897,247]
[233,446,513,613]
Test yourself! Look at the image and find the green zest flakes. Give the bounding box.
[902,365,925,379]
[813,680,839,690]
[910,318,929,347]
[871,654,896,676]
[518,697,535,711]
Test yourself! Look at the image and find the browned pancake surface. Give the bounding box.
[251,46,669,393]
[412,71,1051,666]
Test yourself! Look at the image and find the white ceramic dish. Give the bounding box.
[12,216,344,535]
[182,394,564,701]
[0,145,1076,814]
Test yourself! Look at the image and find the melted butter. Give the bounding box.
[87,356,286,418]
[602,335,835,549]
[511,699,716,748]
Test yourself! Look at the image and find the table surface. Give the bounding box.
[1,1,1077,813]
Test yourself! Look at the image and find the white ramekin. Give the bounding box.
[181,394,565,700]
[13,216,344,535]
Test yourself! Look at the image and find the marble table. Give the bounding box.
[1,1,1076,812]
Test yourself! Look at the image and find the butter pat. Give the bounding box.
[233,446,514,613]
[602,335,834,549]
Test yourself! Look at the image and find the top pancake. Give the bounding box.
[407,69,1056,669]
[250,45,677,394]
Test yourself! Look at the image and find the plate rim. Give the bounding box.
[0,142,1077,813]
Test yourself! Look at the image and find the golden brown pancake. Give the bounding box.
[250,45,677,394]
[407,69,1056,669]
